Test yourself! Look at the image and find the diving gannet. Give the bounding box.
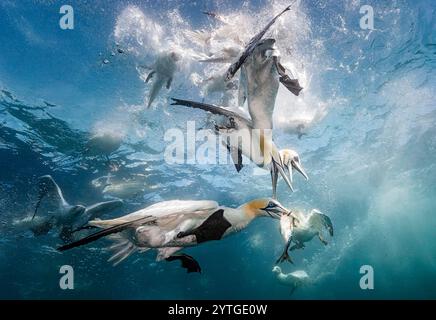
[271,149,308,197]
[58,198,288,271]
[272,266,309,295]
[14,175,123,242]
[276,209,333,264]
[239,38,303,129]
[225,3,295,81]
[146,51,181,108]
[171,98,307,197]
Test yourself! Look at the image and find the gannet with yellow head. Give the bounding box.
[271,149,308,197]
[58,198,288,272]
[171,98,307,198]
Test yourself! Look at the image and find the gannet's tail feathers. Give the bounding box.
[105,234,150,266]
[57,215,155,252]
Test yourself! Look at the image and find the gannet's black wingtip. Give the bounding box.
[170,97,183,105]
[57,216,155,252]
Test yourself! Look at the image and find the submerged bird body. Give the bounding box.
[13,175,123,241]
[276,209,333,264]
[58,198,288,268]
[239,38,303,129]
[272,266,309,295]
[146,52,181,108]
[239,39,280,129]
[171,98,306,197]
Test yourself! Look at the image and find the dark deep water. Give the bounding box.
[0,0,435,299]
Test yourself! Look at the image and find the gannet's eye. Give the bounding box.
[265,201,278,209]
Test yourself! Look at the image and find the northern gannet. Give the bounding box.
[272,149,308,197]
[13,175,123,242]
[239,38,303,129]
[58,198,288,271]
[276,209,333,264]
[171,98,307,197]
[272,266,309,295]
[146,51,181,108]
[225,3,295,81]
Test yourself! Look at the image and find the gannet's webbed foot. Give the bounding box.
[276,235,293,264]
[275,249,293,265]
[166,253,202,273]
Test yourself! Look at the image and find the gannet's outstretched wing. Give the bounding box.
[32,175,68,220]
[57,200,219,251]
[171,98,253,130]
[57,216,156,251]
[308,210,333,236]
[225,3,294,81]
[90,200,219,227]
[171,98,250,172]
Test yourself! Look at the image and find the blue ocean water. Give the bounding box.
[0,0,435,299]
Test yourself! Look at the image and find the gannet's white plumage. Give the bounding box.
[171,98,300,197]
[239,39,280,130]
[276,209,333,264]
[58,198,288,267]
[13,175,123,241]
[146,51,181,108]
[272,266,309,295]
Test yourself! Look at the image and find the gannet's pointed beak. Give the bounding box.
[284,163,293,185]
[262,199,289,219]
[292,160,308,181]
[272,154,294,193]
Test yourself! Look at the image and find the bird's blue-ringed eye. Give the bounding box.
[266,202,276,209]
